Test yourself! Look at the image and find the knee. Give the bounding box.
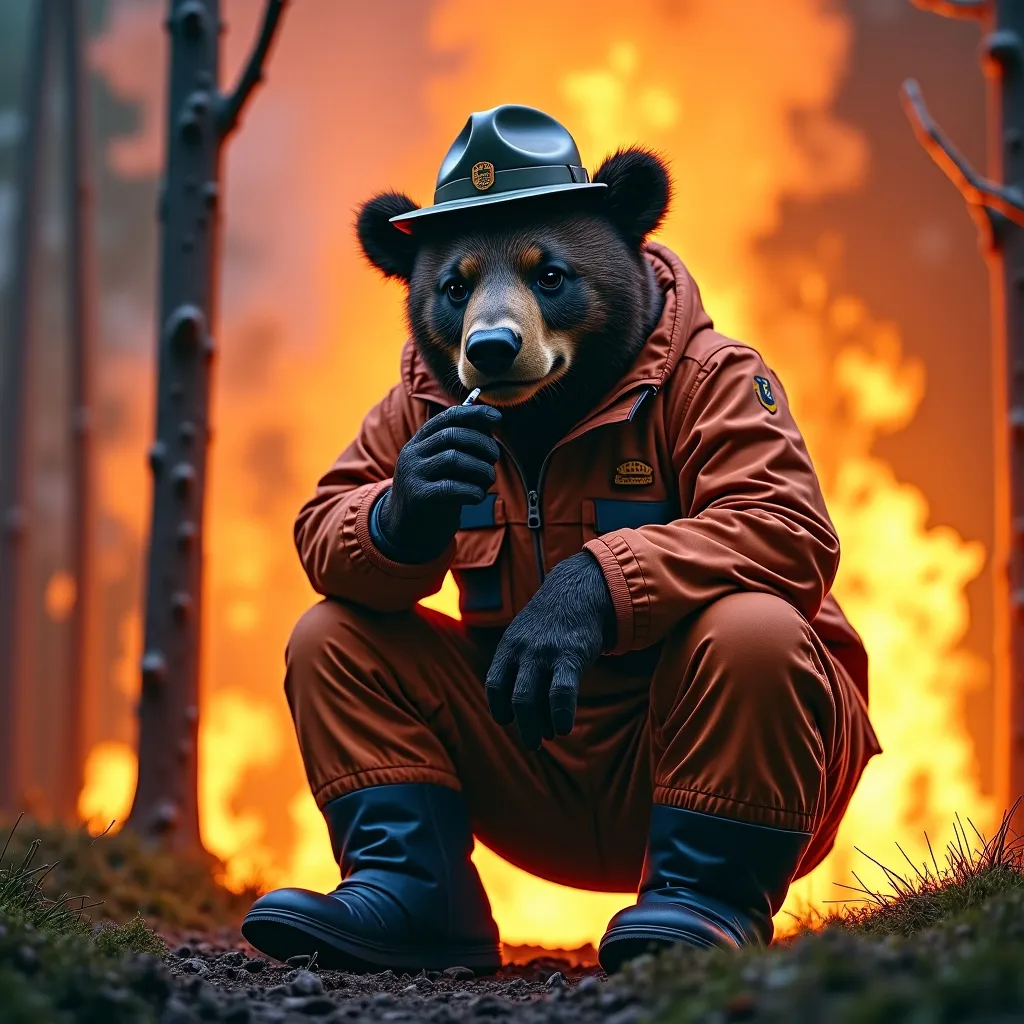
[678,592,821,697]
[284,599,378,695]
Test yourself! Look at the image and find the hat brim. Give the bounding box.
[389,181,606,234]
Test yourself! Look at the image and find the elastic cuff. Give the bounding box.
[313,765,462,809]
[584,537,635,654]
[351,481,454,581]
[653,784,816,833]
[368,489,405,562]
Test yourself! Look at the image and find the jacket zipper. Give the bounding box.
[497,382,660,589]
[507,385,659,589]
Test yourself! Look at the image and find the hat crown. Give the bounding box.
[436,104,584,189]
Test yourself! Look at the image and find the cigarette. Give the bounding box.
[462,387,483,406]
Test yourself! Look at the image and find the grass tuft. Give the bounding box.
[824,799,1024,938]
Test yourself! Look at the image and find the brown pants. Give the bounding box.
[285,592,880,892]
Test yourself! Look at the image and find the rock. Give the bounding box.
[160,997,198,1024]
[14,945,38,975]
[442,965,475,980]
[174,944,193,958]
[290,970,325,996]
[180,957,207,975]
[221,1003,251,1024]
[506,978,528,997]
[575,975,601,995]
[219,950,246,966]
[468,994,511,1016]
[241,958,267,973]
[282,995,336,1016]
[605,1009,643,1024]
[402,983,419,994]
[546,971,568,989]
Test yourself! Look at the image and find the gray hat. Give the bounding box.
[390,104,606,233]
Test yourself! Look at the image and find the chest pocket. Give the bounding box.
[582,498,676,542]
[451,494,508,614]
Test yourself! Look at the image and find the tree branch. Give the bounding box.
[901,79,1024,227]
[909,0,990,19]
[216,0,287,137]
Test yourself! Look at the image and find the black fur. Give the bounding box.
[592,146,672,249]
[485,550,614,749]
[353,151,673,483]
[355,191,420,281]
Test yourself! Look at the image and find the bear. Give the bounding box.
[241,104,880,977]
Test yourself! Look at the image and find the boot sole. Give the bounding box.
[598,925,716,974]
[241,908,502,975]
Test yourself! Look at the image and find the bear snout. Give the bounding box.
[465,328,522,377]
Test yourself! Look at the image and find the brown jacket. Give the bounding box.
[295,242,869,701]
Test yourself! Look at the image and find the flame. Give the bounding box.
[80,0,993,950]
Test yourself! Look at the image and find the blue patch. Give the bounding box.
[593,499,673,533]
[753,375,778,414]
[456,566,503,611]
[459,494,497,530]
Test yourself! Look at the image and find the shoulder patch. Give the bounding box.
[614,460,654,486]
[753,375,777,414]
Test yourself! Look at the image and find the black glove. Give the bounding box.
[485,550,615,749]
[373,403,502,564]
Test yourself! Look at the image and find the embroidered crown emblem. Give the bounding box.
[614,460,654,486]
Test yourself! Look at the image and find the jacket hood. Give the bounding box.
[402,240,714,403]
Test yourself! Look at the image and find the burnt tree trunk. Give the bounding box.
[903,0,1024,833]
[126,0,285,846]
[56,0,98,823]
[0,0,52,815]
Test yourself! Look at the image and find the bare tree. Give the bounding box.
[126,0,287,848]
[55,0,98,823]
[902,0,1024,831]
[0,0,52,816]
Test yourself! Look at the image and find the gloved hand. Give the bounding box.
[485,550,615,749]
[374,404,502,564]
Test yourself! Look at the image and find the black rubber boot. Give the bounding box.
[598,805,811,973]
[241,784,501,974]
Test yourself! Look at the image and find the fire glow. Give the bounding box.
[79,0,993,948]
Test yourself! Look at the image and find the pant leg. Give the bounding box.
[284,599,649,889]
[643,591,881,877]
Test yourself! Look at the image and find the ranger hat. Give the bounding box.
[390,104,605,233]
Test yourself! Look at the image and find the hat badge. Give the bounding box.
[471,161,495,191]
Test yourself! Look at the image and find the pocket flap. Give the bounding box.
[452,523,506,569]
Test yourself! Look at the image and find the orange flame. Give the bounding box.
[80,0,993,948]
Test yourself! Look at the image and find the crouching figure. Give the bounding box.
[241,104,881,975]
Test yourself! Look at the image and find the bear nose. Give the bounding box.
[465,328,522,376]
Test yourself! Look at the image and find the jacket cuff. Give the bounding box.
[349,480,454,581]
[585,534,643,655]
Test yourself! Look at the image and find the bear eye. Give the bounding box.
[446,280,469,302]
[537,268,564,291]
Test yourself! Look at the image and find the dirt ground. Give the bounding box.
[159,934,641,1024]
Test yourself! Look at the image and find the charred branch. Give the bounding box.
[901,79,1024,228]
[216,0,286,136]
[910,0,990,19]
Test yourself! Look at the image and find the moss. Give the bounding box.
[0,816,257,936]
[0,821,171,1023]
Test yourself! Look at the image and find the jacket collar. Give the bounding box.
[403,240,713,407]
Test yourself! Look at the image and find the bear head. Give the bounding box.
[355,147,672,450]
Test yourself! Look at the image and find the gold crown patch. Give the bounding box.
[471,161,495,190]
[614,460,654,486]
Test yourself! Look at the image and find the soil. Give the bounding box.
[158,937,638,1024]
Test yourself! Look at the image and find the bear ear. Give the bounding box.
[592,147,672,248]
[355,191,421,282]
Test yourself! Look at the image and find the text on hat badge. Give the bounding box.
[471,161,495,191]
